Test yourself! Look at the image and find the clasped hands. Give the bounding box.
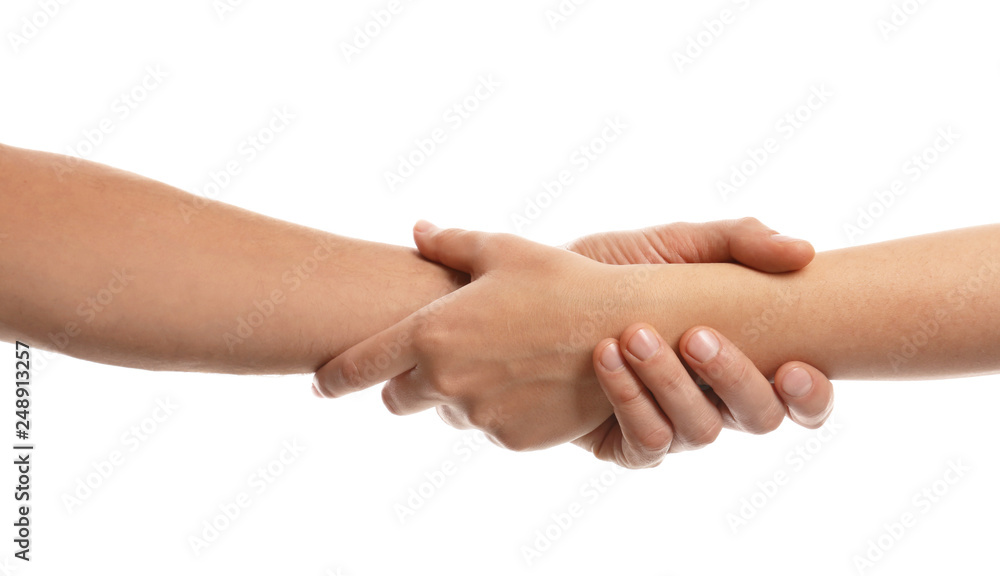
[313,219,834,469]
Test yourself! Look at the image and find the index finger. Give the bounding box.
[313,316,420,398]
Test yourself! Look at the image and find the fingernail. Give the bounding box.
[782,367,813,397]
[627,328,660,361]
[311,377,324,398]
[770,233,803,244]
[686,329,720,363]
[599,343,625,371]
[414,220,437,235]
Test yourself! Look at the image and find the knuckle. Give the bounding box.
[436,405,470,430]
[604,378,645,407]
[636,425,673,454]
[491,429,531,453]
[644,360,691,397]
[736,216,764,230]
[430,374,463,401]
[469,232,495,258]
[746,407,786,435]
[466,404,501,433]
[621,457,652,470]
[331,357,363,396]
[704,349,753,395]
[623,443,667,469]
[684,418,723,450]
[381,385,405,416]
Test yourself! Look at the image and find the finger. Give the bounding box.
[412,220,496,273]
[618,324,723,451]
[381,366,443,416]
[643,217,814,272]
[436,404,475,431]
[313,317,421,399]
[680,327,787,435]
[571,414,619,456]
[773,362,835,429]
[593,339,674,468]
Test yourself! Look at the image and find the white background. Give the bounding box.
[2,0,999,574]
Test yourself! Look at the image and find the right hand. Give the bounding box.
[576,323,835,469]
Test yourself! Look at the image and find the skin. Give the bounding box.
[0,143,459,373]
[0,143,833,466]
[580,326,834,468]
[315,223,1000,453]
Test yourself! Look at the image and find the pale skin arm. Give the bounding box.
[316,224,1000,451]
[0,143,462,373]
[0,143,826,398]
[654,225,1000,381]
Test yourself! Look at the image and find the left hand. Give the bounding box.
[313,221,646,450]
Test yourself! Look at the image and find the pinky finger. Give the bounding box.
[593,340,674,469]
[773,362,835,429]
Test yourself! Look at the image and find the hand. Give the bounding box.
[566,218,835,465]
[314,222,648,450]
[313,218,833,453]
[576,324,834,469]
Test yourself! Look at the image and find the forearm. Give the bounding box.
[642,225,1000,380]
[0,144,461,374]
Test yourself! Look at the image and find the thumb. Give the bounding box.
[412,220,493,273]
[726,217,816,273]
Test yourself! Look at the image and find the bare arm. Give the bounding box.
[0,144,462,374]
[656,225,1000,380]
[314,224,1000,449]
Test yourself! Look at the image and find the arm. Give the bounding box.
[0,143,461,374]
[315,224,999,450]
[655,224,1000,380]
[0,143,826,382]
